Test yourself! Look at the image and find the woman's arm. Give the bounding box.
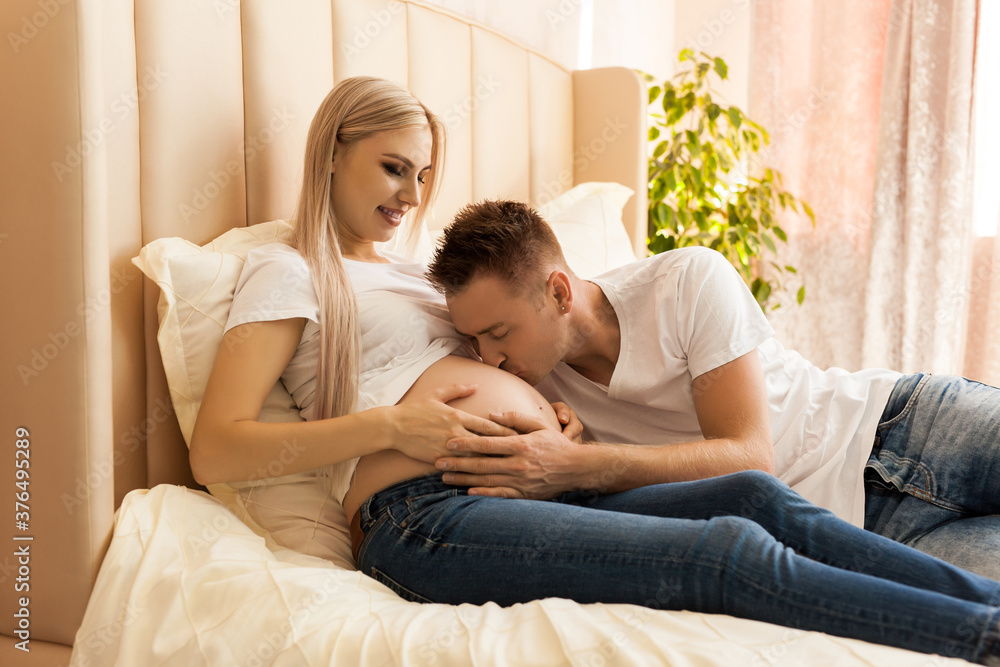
[190,318,512,486]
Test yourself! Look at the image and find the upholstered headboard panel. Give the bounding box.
[0,0,645,655]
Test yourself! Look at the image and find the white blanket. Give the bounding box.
[70,485,972,666]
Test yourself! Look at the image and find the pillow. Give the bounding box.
[536,182,638,278]
[131,219,301,446]
[133,220,358,568]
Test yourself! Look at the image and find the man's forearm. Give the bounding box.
[578,438,775,494]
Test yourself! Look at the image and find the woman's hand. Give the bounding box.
[550,402,584,443]
[435,410,595,499]
[385,384,516,463]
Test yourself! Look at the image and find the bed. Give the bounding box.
[0,1,975,664]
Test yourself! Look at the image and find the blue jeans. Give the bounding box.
[865,374,1000,580]
[355,470,1000,665]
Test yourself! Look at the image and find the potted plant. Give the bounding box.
[644,49,814,310]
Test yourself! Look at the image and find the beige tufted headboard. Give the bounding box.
[0,0,646,658]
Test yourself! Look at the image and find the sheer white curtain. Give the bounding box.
[750,0,894,372]
[861,0,978,375]
[751,0,989,383]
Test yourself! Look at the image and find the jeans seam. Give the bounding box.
[356,510,391,565]
[877,373,932,432]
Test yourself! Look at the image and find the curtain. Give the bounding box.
[750,0,893,371]
[861,0,978,374]
[751,0,981,379]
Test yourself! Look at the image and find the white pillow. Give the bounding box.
[133,220,358,568]
[537,182,639,277]
[131,219,302,446]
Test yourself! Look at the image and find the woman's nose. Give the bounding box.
[400,175,422,208]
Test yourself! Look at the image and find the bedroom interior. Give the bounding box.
[1,0,997,664]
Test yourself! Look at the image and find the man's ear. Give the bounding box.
[548,270,573,313]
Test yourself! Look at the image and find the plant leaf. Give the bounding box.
[713,57,728,80]
[761,232,777,254]
[649,85,662,105]
[797,285,806,305]
[726,107,742,129]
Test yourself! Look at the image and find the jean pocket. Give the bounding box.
[370,566,433,604]
[404,488,459,516]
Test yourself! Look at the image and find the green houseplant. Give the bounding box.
[644,49,815,310]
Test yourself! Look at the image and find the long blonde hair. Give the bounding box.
[292,76,446,420]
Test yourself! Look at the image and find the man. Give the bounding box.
[425,199,1000,580]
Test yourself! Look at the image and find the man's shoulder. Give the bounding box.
[596,246,725,292]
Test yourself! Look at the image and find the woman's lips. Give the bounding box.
[378,205,404,226]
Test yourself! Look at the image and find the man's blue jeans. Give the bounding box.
[866,374,1000,581]
[355,470,1000,664]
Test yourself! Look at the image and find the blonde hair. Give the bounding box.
[292,76,445,420]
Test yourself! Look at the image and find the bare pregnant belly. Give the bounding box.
[341,355,558,519]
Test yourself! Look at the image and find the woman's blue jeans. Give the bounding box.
[355,470,1000,665]
[865,374,1000,580]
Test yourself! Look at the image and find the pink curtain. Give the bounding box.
[751,0,983,380]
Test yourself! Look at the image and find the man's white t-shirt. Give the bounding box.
[225,243,471,504]
[535,247,901,525]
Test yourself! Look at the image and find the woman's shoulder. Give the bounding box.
[230,243,318,327]
[238,243,312,289]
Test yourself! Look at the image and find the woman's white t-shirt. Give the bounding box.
[225,243,471,504]
[535,247,901,526]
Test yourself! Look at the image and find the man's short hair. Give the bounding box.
[426,199,568,297]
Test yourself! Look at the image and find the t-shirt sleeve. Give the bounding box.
[674,248,774,379]
[225,244,320,333]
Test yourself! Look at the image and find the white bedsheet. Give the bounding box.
[70,485,973,666]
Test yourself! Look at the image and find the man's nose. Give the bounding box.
[479,345,504,369]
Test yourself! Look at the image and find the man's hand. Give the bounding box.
[435,411,595,499]
[550,402,584,443]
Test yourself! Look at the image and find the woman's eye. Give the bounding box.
[417,174,426,185]
[490,331,509,341]
[383,164,404,177]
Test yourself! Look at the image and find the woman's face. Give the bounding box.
[330,125,433,253]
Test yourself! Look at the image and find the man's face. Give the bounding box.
[446,274,565,386]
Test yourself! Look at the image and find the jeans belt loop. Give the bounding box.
[350,507,364,564]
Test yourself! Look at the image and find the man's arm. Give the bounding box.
[435,349,773,499]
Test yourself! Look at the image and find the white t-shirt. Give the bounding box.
[225,243,472,504]
[534,247,901,525]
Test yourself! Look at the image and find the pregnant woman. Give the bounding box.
[190,76,1000,665]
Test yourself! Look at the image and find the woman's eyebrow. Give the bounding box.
[383,153,431,172]
[382,153,414,168]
